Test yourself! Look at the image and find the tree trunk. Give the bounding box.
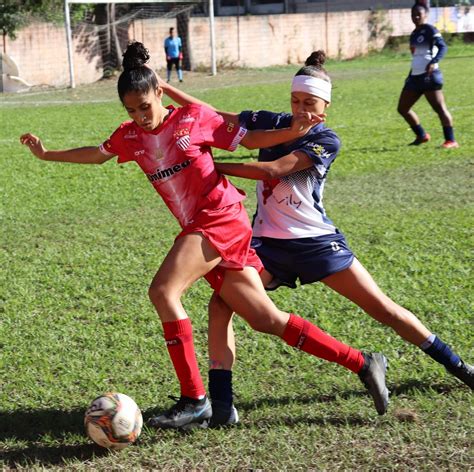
[94,4,112,78]
[177,11,191,71]
[109,3,122,70]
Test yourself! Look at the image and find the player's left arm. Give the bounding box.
[217,131,339,179]
[160,81,240,123]
[215,151,313,180]
[199,106,323,153]
[240,112,324,150]
[427,29,447,74]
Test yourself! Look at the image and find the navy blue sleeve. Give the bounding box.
[429,25,447,64]
[431,35,447,64]
[298,130,341,178]
[238,110,292,131]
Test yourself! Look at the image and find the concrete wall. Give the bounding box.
[1,7,464,88]
[3,21,103,87]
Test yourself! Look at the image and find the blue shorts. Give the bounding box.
[251,232,355,290]
[403,70,443,93]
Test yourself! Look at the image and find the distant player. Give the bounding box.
[397,2,459,148]
[164,27,183,83]
[20,42,390,430]
[162,48,473,427]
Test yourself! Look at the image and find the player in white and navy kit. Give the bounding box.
[397,2,459,148]
[20,42,390,431]
[161,48,473,425]
[238,109,354,288]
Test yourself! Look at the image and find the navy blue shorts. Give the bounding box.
[403,70,443,93]
[251,232,355,290]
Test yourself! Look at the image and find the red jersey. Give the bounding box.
[100,104,247,228]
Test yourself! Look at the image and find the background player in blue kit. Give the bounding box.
[164,27,183,83]
[162,49,473,426]
[397,2,459,148]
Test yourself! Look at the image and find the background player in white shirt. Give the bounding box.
[397,2,459,148]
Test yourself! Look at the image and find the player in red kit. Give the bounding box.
[20,42,389,430]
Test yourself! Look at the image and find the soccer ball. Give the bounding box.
[84,392,143,450]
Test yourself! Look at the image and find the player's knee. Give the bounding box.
[148,281,162,307]
[148,280,176,310]
[397,104,408,116]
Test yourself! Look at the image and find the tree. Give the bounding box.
[0,2,27,52]
[1,0,73,52]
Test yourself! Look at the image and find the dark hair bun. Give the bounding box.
[305,50,326,68]
[122,42,150,70]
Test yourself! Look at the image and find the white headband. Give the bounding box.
[291,75,331,103]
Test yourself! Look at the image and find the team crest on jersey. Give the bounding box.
[226,122,235,133]
[417,35,424,43]
[174,128,191,151]
[311,144,332,159]
[176,135,191,151]
[174,128,190,138]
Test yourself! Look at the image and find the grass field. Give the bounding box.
[1,43,473,470]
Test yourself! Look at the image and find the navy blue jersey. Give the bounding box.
[409,24,447,76]
[239,110,341,239]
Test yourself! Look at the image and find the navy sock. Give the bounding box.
[443,126,455,142]
[208,369,233,407]
[411,124,426,137]
[421,336,460,369]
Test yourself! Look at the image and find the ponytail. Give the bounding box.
[295,50,331,83]
[117,41,158,102]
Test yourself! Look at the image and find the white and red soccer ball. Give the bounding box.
[84,392,143,450]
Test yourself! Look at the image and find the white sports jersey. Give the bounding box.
[239,110,341,239]
[410,24,445,75]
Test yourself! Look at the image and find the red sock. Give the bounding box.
[162,318,206,399]
[282,314,364,373]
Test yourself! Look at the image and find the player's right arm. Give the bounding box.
[20,133,114,164]
[160,81,240,124]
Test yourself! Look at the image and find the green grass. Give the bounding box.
[1,45,473,470]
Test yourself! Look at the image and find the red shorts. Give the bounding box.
[177,202,263,293]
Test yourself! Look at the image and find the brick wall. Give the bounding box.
[1,8,450,88]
